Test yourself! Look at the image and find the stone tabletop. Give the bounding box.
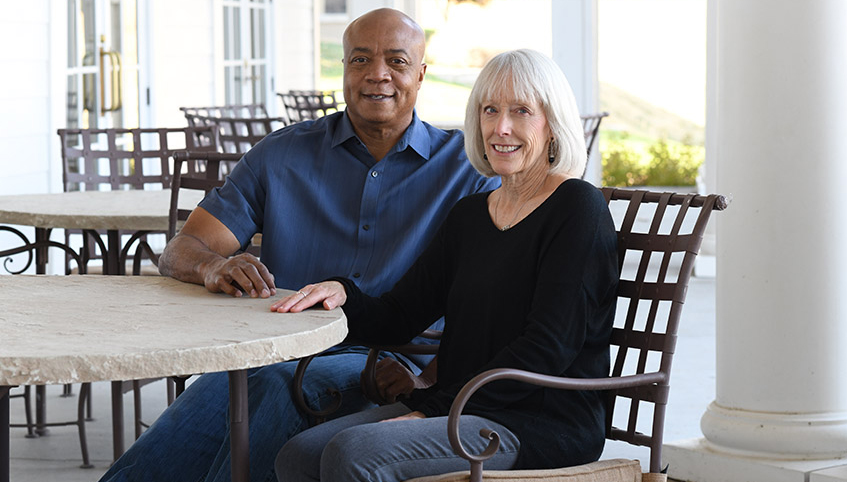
[0,275,348,386]
[0,189,205,231]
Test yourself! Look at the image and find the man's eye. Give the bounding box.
[350,57,367,64]
[390,58,408,65]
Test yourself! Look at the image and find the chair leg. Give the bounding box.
[21,387,35,438]
[77,383,92,469]
[61,384,73,398]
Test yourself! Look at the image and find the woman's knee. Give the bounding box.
[275,431,322,482]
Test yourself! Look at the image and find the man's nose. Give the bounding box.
[365,60,391,82]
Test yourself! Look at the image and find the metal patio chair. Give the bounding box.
[399,188,729,482]
[582,112,609,159]
[19,126,221,467]
[180,104,287,154]
[278,90,344,123]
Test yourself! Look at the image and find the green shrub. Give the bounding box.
[602,133,646,187]
[601,133,703,187]
[645,139,703,186]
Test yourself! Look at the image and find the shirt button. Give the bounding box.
[362,225,370,231]
[353,273,361,278]
[371,171,379,178]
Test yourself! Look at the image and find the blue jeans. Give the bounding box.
[99,349,393,482]
[275,403,521,482]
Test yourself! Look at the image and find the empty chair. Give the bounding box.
[57,126,219,274]
[278,90,344,123]
[581,111,609,158]
[180,104,287,154]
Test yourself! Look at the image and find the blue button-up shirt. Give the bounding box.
[200,112,499,354]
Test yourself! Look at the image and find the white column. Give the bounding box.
[551,0,600,184]
[665,1,847,480]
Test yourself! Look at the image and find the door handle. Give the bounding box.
[99,48,123,113]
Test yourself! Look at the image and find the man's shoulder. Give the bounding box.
[417,118,465,144]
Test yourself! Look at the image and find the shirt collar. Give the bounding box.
[331,110,432,161]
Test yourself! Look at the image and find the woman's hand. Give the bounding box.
[270,281,347,313]
[380,411,426,423]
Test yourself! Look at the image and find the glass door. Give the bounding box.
[66,0,142,130]
[223,0,272,106]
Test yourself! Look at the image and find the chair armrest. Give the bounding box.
[445,368,668,479]
[360,331,443,405]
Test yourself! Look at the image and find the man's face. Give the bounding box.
[342,15,426,131]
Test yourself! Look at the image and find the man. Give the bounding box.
[99,8,498,482]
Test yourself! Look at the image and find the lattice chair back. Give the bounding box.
[581,112,609,158]
[168,151,240,239]
[57,126,219,192]
[278,90,343,123]
[55,126,220,275]
[182,112,286,154]
[179,104,269,119]
[599,188,726,473]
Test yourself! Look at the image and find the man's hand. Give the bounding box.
[363,358,435,404]
[201,252,276,298]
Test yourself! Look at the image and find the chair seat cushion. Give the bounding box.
[405,458,647,482]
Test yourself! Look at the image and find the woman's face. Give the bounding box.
[479,95,552,180]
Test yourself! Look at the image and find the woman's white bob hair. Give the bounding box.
[464,49,586,178]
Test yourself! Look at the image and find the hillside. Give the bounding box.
[599,82,705,145]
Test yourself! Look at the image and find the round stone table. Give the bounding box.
[0,274,347,482]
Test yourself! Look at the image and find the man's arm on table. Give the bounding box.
[158,206,276,298]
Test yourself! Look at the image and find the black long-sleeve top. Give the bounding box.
[333,178,619,469]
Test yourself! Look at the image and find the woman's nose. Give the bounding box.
[495,114,512,136]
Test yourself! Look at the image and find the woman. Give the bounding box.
[271,49,619,482]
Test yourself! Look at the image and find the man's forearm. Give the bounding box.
[158,233,225,285]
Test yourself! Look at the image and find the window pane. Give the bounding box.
[325,0,346,14]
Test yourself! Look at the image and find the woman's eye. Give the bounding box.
[483,106,497,114]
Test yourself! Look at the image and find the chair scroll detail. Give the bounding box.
[405,188,728,482]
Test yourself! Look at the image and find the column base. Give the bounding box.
[664,438,847,482]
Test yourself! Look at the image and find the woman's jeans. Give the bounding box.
[99,349,390,482]
[275,402,521,482]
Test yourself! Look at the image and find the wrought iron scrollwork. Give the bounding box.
[0,226,85,274]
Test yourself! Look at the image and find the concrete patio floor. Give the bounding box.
[7,274,717,481]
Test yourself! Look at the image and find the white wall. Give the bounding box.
[275,0,320,95]
[0,0,56,196]
[147,0,217,129]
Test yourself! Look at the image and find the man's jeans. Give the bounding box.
[99,349,389,482]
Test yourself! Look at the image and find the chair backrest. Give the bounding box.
[168,150,242,240]
[278,90,343,123]
[181,110,286,154]
[599,187,727,472]
[57,126,219,192]
[581,112,609,159]
[179,104,269,119]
